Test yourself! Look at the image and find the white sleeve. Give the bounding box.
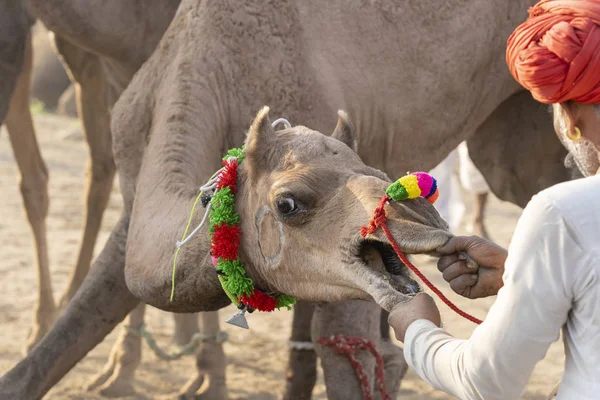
[404,194,577,400]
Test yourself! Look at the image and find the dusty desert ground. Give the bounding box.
[0,111,564,399]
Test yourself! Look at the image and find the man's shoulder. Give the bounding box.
[529,175,600,248]
[535,175,600,214]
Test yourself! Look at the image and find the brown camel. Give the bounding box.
[6,2,413,398]
[4,3,338,398]
[0,0,577,399]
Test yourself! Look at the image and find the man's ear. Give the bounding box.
[557,101,580,135]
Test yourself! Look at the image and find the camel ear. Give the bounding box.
[331,110,357,152]
[244,106,275,178]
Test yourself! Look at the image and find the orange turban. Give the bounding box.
[506,0,600,104]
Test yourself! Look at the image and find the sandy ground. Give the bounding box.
[0,111,564,399]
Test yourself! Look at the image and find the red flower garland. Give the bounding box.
[209,148,296,312]
[216,159,238,192]
[240,290,278,312]
[211,223,241,260]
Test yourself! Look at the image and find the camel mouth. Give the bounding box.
[358,239,421,295]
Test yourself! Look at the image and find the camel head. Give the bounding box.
[236,107,451,311]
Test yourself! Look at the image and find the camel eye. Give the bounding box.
[276,198,297,214]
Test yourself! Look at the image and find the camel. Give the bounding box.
[5,4,388,398]
[0,0,577,399]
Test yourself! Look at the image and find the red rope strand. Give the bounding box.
[363,195,483,325]
[317,335,391,400]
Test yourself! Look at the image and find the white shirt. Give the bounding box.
[404,174,600,400]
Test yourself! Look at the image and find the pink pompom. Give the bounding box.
[211,255,219,267]
[413,172,433,197]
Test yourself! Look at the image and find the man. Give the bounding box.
[388,1,600,399]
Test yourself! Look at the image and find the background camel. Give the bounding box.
[0,0,577,399]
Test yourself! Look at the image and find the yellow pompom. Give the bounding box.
[398,175,421,199]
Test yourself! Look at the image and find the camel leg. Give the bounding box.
[471,192,489,239]
[313,301,382,400]
[0,1,33,123]
[5,31,57,352]
[51,35,116,309]
[378,310,408,399]
[172,312,200,347]
[85,304,145,397]
[283,301,317,400]
[178,311,227,400]
[0,216,138,400]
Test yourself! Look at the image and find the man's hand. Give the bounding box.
[388,293,441,342]
[436,235,507,299]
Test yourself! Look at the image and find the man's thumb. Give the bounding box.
[436,236,471,254]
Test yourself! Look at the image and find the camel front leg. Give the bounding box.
[283,301,317,400]
[0,215,138,400]
[86,304,145,397]
[5,30,56,353]
[179,311,228,400]
[172,312,200,347]
[313,301,400,400]
[52,36,116,309]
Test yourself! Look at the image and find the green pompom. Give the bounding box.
[223,146,245,163]
[210,188,239,229]
[386,181,409,201]
[276,294,296,310]
[218,260,254,297]
[222,275,254,298]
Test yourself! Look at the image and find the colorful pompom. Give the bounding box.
[241,290,278,312]
[386,172,439,204]
[211,223,241,260]
[217,159,239,192]
[399,174,421,198]
[275,294,297,310]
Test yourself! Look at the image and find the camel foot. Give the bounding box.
[178,342,227,400]
[85,326,141,396]
[178,373,227,400]
[97,375,137,398]
[24,305,57,353]
[470,219,490,240]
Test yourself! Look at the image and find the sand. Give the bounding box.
[0,111,563,399]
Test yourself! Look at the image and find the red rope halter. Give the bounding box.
[317,335,391,400]
[362,195,483,325]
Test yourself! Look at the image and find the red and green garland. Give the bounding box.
[209,147,296,312]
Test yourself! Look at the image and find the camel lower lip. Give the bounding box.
[359,240,421,295]
[386,271,420,294]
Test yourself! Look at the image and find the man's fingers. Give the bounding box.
[449,274,478,294]
[436,236,473,254]
[437,254,461,272]
[442,262,477,282]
